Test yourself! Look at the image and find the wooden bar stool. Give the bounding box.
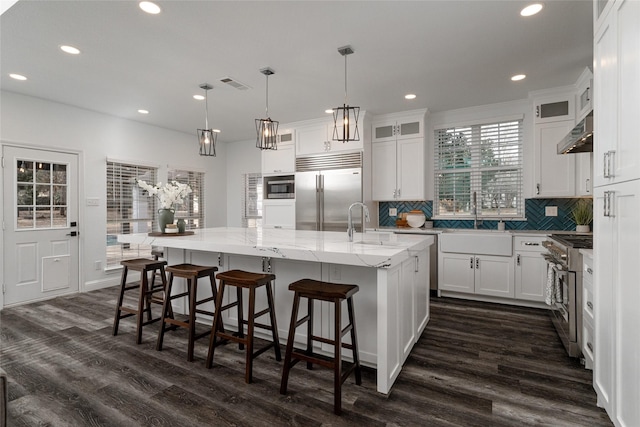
[205,269,281,383]
[280,278,362,415]
[112,258,170,344]
[156,264,220,361]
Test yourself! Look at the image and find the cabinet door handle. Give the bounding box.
[475,257,479,269]
[536,183,540,195]
[587,301,593,310]
[587,267,593,275]
[397,188,401,198]
[470,257,474,269]
[392,189,397,198]
[415,255,419,273]
[586,178,590,194]
[586,87,590,102]
[517,254,521,266]
[536,105,540,117]
[587,342,593,353]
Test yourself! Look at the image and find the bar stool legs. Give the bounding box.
[112,258,169,344]
[280,279,361,415]
[156,264,220,362]
[206,270,281,383]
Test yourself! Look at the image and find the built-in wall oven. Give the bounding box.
[542,234,592,358]
[264,175,295,199]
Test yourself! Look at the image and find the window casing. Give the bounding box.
[106,161,156,268]
[168,169,205,229]
[434,119,523,218]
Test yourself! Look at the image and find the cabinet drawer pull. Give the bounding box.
[587,301,593,310]
[587,342,593,353]
[524,242,540,246]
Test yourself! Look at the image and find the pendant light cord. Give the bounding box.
[344,54,348,105]
[265,73,269,117]
[204,89,209,129]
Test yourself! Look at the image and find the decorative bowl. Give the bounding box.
[406,211,426,228]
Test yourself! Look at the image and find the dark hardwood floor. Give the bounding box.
[1,287,612,426]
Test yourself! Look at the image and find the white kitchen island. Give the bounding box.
[118,227,434,394]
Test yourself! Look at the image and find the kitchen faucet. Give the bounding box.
[347,202,370,242]
[472,191,483,229]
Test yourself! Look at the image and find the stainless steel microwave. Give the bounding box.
[264,175,295,199]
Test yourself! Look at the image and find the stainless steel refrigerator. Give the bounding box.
[295,152,363,232]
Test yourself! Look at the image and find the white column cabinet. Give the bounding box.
[371,112,426,201]
[593,1,640,425]
[514,235,547,302]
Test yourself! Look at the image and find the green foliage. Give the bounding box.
[571,199,593,225]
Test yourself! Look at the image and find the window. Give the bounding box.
[106,161,157,267]
[241,173,262,228]
[434,119,523,218]
[168,169,205,229]
[16,160,68,229]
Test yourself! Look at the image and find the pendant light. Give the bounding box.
[332,45,360,143]
[255,68,279,150]
[197,83,218,157]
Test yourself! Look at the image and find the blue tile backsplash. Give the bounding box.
[379,198,591,231]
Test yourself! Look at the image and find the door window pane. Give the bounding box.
[16,159,68,229]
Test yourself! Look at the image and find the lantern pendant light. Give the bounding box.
[255,68,279,150]
[197,83,218,157]
[332,45,360,143]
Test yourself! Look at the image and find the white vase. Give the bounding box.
[576,225,590,233]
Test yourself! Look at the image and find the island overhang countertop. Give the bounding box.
[118,227,433,269]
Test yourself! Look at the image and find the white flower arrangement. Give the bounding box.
[137,180,192,210]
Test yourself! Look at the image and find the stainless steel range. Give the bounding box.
[542,234,593,358]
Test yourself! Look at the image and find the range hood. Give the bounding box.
[558,112,593,154]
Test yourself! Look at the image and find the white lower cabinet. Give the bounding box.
[582,251,594,370]
[262,200,295,229]
[439,252,513,298]
[594,180,640,426]
[514,235,547,302]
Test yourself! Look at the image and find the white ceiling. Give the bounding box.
[1,0,593,144]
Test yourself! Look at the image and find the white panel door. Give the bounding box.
[3,146,79,306]
[533,120,576,197]
[474,255,514,298]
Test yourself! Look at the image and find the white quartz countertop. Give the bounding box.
[118,227,434,268]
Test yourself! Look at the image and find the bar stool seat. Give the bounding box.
[156,263,219,361]
[112,258,169,344]
[280,278,362,415]
[205,269,281,383]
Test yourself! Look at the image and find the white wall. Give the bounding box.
[0,91,227,300]
[224,139,262,227]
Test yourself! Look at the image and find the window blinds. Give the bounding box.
[168,169,205,229]
[242,173,262,228]
[106,161,157,267]
[434,119,523,218]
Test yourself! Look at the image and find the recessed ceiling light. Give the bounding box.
[9,73,27,81]
[60,45,81,55]
[193,94,205,100]
[405,94,417,100]
[139,1,161,14]
[521,3,543,17]
[138,109,149,114]
[511,74,526,81]
[325,109,334,114]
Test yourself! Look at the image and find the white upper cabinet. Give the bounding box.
[371,111,426,201]
[533,120,576,197]
[594,0,640,187]
[295,118,363,156]
[575,67,594,123]
[533,92,575,124]
[261,130,295,175]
